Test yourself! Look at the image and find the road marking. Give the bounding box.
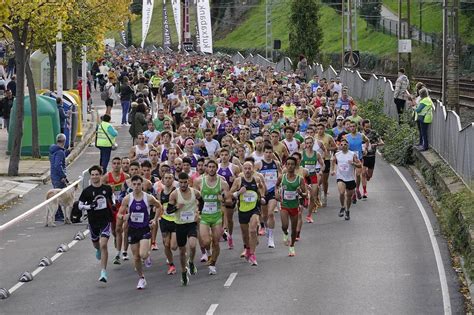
[224,272,237,288]
[206,304,218,315]
[6,229,90,297]
[391,165,451,315]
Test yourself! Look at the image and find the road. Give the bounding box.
[0,102,465,314]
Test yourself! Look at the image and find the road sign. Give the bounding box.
[183,42,194,53]
[398,39,412,53]
[344,50,360,68]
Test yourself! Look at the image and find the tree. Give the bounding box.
[288,0,324,65]
[360,0,382,29]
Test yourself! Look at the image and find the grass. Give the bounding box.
[215,1,398,55]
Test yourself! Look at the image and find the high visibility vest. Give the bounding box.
[150,75,162,88]
[96,121,115,147]
[419,97,433,123]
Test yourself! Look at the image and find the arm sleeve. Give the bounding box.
[53,151,67,179]
[107,125,118,137]
[78,201,91,211]
[415,103,426,113]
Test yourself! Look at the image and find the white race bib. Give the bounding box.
[202,202,218,214]
[243,192,257,203]
[339,163,350,172]
[283,190,297,200]
[305,164,316,173]
[207,112,215,118]
[96,197,107,210]
[130,212,145,223]
[180,210,195,222]
[251,127,260,134]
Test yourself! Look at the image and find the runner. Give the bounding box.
[315,122,336,207]
[331,138,362,220]
[129,133,155,164]
[117,175,162,289]
[345,121,369,204]
[255,144,282,248]
[230,161,266,266]
[166,172,201,286]
[193,160,230,275]
[361,119,384,198]
[279,157,308,256]
[78,165,114,283]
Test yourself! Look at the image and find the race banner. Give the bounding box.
[196,0,213,53]
[163,0,172,48]
[141,0,154,48]
[195,22,200,52]
[171,0,181,48]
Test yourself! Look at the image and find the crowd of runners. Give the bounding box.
[78,49,384,289]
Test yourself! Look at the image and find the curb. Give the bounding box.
[0,192,20,209]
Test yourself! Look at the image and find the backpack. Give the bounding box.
[100,85,111,101]
[70,201,82,223]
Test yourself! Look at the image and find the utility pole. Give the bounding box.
[407,0,412,78]
[443,0,460,113]
[181,0,191,52]
[265,0,273,60]
[341,0,345,67]
[398,0,402,68]
[419,0,422,41]
[398,0,412,77]
[343,0,358,67]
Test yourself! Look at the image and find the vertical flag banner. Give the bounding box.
[120,21,127,46]
[141,0,154,48]
[196,0,213,53]
[171,0,181,48]
[163,0,172,48]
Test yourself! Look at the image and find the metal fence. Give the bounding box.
[230,52,473,187]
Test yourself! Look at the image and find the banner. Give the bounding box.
[196,0,213,53]
[141,0,154,48]
[163,0,172,48]
[120,21,127,46]
[171,0,181,48]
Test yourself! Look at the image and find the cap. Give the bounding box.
[336,115,344,120]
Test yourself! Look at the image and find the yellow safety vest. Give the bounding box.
[419,97,433,124]
[96,121,115,147]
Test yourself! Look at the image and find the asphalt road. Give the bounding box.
[0,103,465,314]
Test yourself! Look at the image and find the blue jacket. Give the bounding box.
[49,144,67,181]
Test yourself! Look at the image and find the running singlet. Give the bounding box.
[283,139,299,156]
[128,193,151,229]
[239,178,259,212]
[301,151,319,176]
[259,160,278,193]
[160,187,176,222]
[201,177,222,216]
[159,145,169,162]
[281,174,301,209]
[107,172,126,200]
[218,164,234,185]
[175,189,197,224]
[135,145,150,164]
[249,119,261,139]
[346,133,363,159]
[335,151,357,181]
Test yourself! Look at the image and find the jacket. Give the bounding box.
[49,144,67,182]
[129,112,147,139]
[415,97,433,124]
[0,96,14,119]
[57,104,67,130]
[394,75,409,100]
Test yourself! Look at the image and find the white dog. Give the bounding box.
[45,184,78,227]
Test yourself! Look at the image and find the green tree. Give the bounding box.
[288,0,323,65]
[360,0,382,28]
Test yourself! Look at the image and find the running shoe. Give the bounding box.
[181,271,189,286]
[268,234,275,248]
[258,226,266,236]
[352,194,357,204]
[356,189,362,200]
[122,252,129,261]
[188,261,197,275]
[321,194,327,207]
[227,234,234,249]
[288,246,296,257]
[345,210,350,221]
[248,254,258,266]
[222,230,228,242]
[113,254,121,265]
[305,215,314,223]
[137,277,147,290]
[95,248,101,261]
[339,207,345,217]
[167,264,176,275]
[240,248,246,258]
[145,256,152,268]
[296,232,301,242]
[151,242,159,251]
[363,192,368,199]
[283,234,289,246]
[98,270,108,283]
[244,248,251,261]
[208,265,217,275]
[200,252,208,263]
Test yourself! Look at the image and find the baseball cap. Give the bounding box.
[336,115,344,120]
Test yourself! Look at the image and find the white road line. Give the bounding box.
[206,304,219,315]
[224,272,237,288]
[391,165,451,315]
[6,229,90,297]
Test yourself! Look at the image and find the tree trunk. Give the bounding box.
[8,25,28,176]
[26,55,41,158]
[48,49,55,91]
[71,46,79,89]
[62,45,68,90]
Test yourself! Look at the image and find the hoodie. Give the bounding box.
[49,144,67,182]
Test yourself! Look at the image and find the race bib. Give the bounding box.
[264,171,277,182]
[283,190,297,200]
[207,112,215,118]
[130,212,144,223]
[243,192,257,203]
[180,210,195,222]
[251,127,260,134]
[306,164,316,173]
[339,163,350,172]
[202,202,218,214]
[96,197,107,210]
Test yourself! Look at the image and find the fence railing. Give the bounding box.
[230,52,473,187]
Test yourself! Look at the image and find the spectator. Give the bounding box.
[7,56,15,78]
[414,88,433,152]
[104,78,115,116]
[394,68,409,123]
[120,76,134,125]
[129,103,147,144]
[77,78,91,112]
[49,133,69,221]
[7,75,16,96]
[56,97,67,134]
[96,114,117,172]
[0,89,14,131]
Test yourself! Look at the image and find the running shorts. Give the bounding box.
[323,160,331,174]
[127,226,151,245]
[176,222,198,247]
[89,222,111,242]
[337,179,357,190]
[200,213,223,227]
[264,190,276,203]
[363,156,376,169]
[281,207,299,217]
[238,208,260,225]
[308,175,318,185]
[159,217,176,234]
